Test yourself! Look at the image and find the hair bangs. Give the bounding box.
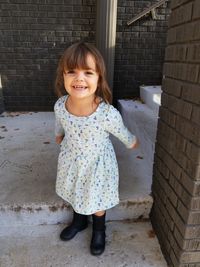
[63,45,94,72]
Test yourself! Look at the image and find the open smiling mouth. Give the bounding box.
[73,86,88,90]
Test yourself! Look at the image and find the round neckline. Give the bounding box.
[63,95,102,119]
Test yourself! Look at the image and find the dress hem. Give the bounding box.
[56,192,119,215]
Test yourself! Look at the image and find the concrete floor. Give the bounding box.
[0,110,168,267]
[0,111,152,225]
[0,221,168,267]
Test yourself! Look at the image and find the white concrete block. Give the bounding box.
[140,85,162,114]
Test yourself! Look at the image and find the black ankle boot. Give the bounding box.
[60,211,88,241]
[90,213,106,256]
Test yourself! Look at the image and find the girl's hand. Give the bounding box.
[131,138,139,149]
[56,135,64,145]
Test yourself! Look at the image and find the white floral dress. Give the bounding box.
[54,95,136,215]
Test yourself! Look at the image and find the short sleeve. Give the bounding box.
[54,99,65,136]
[55,114,65,136]
[104,105,136,148]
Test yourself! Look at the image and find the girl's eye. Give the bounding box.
[85,71,93,75]
[67,70,75,74]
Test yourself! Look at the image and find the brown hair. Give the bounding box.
[55,42,112,104]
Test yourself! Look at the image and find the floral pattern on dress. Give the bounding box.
[54,95,136,215]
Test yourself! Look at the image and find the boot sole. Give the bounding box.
[60,224,88,241]
[90,247,105,256]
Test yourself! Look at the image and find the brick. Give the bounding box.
[169,2,193,27]
[163,63,173,78]
[38,5,59,11]
[185,140,200,162]
[175,22,194,43]
[45,0,64,4]
[167,27,176,44]
[193,0,200,20]
[170,248,180,267]
[175,116,200,145]
[181,170,200,196]
[171,147,189,171]
[193,20,200,41]
[153,189,174,231]
[154,154,170,180]
[185,224,200,239]
[163,206,176,233]
[174,226,185,249]
[156,119,177,152]
[188,210,200,224]
[182,83,200,105]
[193,181,200,196]
[174,226,200,252]
[190,197,200,210]
[169,173,192,209]
[155,167,178,207]
[37,18,57,24]
[152,174,167,205]
[187,44,200,63]
[10,0,32,2]
[19,4,38,11]
[1,4,19,10]
[161,93,193,119]
[186,64,199,83]
[166,198,186,237]
[191,105,200,127]
[151,213,172,265]
[159,106,176,128]
[163,63,198,82]
[162,77,182,97]
[175,45,188,62]
[177,200,189,223]
[186,159,200,181]
[82,0,95,5]
[180,251,200,264]
[156,143,182,179]
[175,132,187,153]
[170,0,192,10]
[183,239,200,251]
[168,230,183,260]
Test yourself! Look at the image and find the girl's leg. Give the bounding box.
[60,210,88,241]
[90,210,106,256]
[94,210,105,216]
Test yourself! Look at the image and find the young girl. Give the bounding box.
[54,42,139,256]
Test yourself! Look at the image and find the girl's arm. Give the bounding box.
[130,138,139,149]
[54,112,65,143]
[105,106,139,149]
[56,135,64,144]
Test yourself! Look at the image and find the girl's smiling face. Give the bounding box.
[63,54,99,101]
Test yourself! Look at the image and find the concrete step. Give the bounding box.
[0,112,152,226]
[0,221,168,267]
[140,85,162,114]
[118,99,159,179]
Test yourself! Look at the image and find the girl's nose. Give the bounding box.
[75,72,84,81]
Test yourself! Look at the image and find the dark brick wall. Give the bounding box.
[151,0,200,266]
[0,0,170,111]
[0,0,95,111]
[114,0,171,103]
[0,85,4,114]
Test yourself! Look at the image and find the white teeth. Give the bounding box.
[74,86,86,89]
